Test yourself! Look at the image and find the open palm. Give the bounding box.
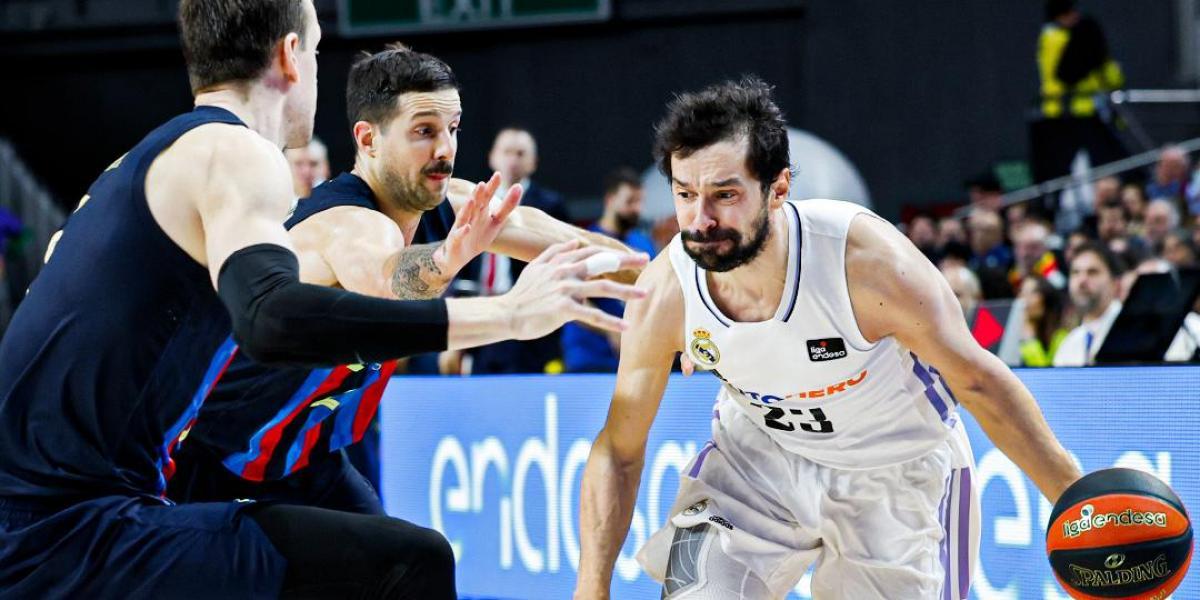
[440,172,522,273]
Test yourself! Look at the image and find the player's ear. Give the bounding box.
[279,32,303,84]
[769,167,791,206]
[353,121,376,157]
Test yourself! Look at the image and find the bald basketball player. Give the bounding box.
[0,1,643,597]
[168,45,641,513]
[575,79,1079,599]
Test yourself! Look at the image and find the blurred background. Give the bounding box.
[5,3,1200,598]
[1,0,1200,366]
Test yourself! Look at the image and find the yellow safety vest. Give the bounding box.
[1038,24,1124,118]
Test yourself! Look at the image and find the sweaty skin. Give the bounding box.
[287,176,640,301]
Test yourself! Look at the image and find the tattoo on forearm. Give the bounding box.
[389,243,448,300]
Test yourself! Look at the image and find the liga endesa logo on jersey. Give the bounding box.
[1061,503,1169,539]
[807,338,847,362]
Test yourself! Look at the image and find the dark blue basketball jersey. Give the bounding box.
[0,106,247,500]
[182,173,454,482]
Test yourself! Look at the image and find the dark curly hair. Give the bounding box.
[653,76,790,193]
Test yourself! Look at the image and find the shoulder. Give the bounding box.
[295,205,401,247]
[174,125,291,204]
[626,251,685,351]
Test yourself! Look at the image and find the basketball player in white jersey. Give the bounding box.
[574,78,1081,599]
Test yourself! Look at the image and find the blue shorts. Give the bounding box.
[0,495,285,598]
[168,446,384,516]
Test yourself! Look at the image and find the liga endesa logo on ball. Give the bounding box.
[1061,503,1170,539]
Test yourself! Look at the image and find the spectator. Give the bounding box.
[1146,145,1190,205]
[1095,200,1128,243]
[906,212,938,261]
[1162,231,1198,268]
[966,173,1004,212]
[1018,275,1069,367]
[1010,220,1065,291]
[941,265,982,320]
[937,216,967,248]
[1063,229,1092,266]
[1096,200,1150,261]
[1093,176,1120,207]
[967,209,1014,298]
[308,136,330,185]
[466,127,569,374]
[1191,215,1200,251]
[1005,203,1030,247]
[285,145,316,198]
[1120,181,1148,231]
[1031,0,1125,184]
[283,137,330,198]
[1054,242,1124,366]
[1143,198,1180,252]
[560,168,655,373]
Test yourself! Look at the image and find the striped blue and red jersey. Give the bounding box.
[178,173,454,482]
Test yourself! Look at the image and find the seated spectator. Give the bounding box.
[1018,275,1069,366]
[941,265,982,320]
[1054,242,1124,366]
[937,215,967,248]
[1120,181,1148,234]
[906,212,939,261]
[1146,145,1191,208]
[967,209,1015,298]
[966,172,1004,212]
[1010,220,1065,291]
[560,168,655,373]
[1063,229,1092,266]
[1143,198,1180,253]
[1163,230,1199,268]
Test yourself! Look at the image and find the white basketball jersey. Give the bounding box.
[668,199,960,469]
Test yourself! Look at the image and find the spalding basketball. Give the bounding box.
[1046,468,1193,599]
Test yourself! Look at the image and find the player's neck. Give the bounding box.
[349,165,423,244]
[194,86,288,147]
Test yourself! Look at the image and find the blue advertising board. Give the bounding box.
[379,367,1200,599]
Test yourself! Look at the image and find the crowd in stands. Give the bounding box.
[906,146,1200,368]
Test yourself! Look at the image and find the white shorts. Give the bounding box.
[638,402,979,599]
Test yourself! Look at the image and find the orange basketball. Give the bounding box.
[1046,468,1193,600]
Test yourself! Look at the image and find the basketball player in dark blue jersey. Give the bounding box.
[167,45,643,515]
[0,1,647,597]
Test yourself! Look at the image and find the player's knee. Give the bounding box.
[373,523,455,598]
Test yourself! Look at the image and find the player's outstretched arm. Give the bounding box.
[846,214,1081,503]
[192,129,647,365]
[289,173,521,299]
[576,255,683,600]
[447,177,644,284]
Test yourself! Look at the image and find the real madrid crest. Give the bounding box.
[690,328,720,367]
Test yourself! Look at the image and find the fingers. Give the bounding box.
[569,279,647,303]
[568,302,629,333]
[529,239,583,265]
[680,353,695,376]
[490,183,522,222]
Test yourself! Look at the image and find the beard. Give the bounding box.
[614,212,640,236]
[1071,290,1103,316]
[381,160,453,212]
[681,203,771,272]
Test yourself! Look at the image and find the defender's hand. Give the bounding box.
[436,172,521,274]
[502,241,649,340]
